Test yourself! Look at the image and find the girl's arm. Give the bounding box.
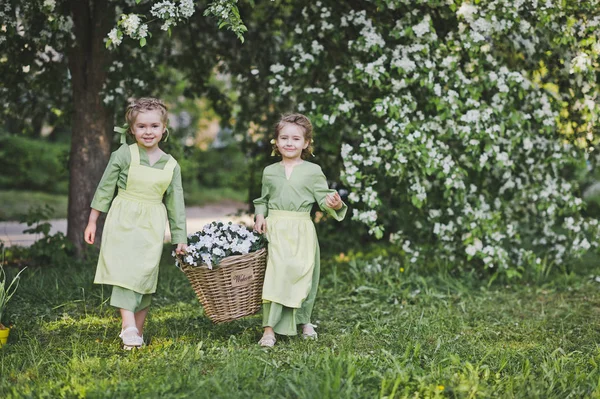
[313,167,348,221]
[85,145,128,245]
[84,209,101,244]
[253,170,270,233]
[90,144,128,212]
[164,164,187,254]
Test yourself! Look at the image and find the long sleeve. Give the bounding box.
[312,168,347,221]
[90,145,129,212]
[253,170,270,217]
[164,163,187,244]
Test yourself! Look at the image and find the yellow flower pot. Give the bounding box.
[0,327,10,347]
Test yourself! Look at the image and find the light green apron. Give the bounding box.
[262,210,317,308]
[94,144,177,294]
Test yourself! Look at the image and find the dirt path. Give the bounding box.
[0,201,252,247]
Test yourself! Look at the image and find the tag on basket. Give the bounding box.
[231,267,254,287]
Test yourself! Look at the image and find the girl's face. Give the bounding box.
[276,123,308,162]
[132,110,166,151]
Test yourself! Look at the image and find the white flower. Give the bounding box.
[43,0,56,11]
[138,24,149,39]
[311,40,324,54]
[465,245,477,257]
[179,0,195,18]
[570,52,591,74]
[580,238,591,250]
[270,63,285,74]
[108,28,122,46]
[122,14,141,36]
[177,222,265,269]
[412,16,430,38]
[338,101,355,113]
[457,3,477,22]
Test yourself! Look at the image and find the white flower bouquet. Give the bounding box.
[174,221,266,270]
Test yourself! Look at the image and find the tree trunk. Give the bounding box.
[67,0,114,257]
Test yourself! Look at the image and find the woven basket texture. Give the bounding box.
[180,248,267,323]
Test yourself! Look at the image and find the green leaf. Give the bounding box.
[411,195,423,209]
[105,39,112,49]
[140,37,146,47]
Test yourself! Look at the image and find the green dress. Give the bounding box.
[90,144,186,244]
[91,144,187,298]
[253,161,347,335]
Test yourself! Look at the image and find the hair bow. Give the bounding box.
[114,124,128,144]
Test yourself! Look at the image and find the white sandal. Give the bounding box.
[119,326,143,350]
[258,334,276,347]
[301,323,318,340]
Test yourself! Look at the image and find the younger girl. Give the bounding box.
[253,113,347,347]
[84,97,187,349]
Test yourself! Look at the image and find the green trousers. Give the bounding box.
[110,285,152,313]
[262,244,320,335]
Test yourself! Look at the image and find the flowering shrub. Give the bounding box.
[174,222,266,269]
[254,0,600,274]
[107,0,247,48]
[107,0,196,48]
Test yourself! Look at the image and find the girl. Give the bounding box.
[84,97,187,349]
[253,113,347,347]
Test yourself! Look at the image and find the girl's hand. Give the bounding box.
[325,191,343,210]
[84,222,96,244]
[85,209,101,245]
[254,214,267,234]
[175,243,187,255]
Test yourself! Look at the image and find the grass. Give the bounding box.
[0,190,68,221]
[184,187,247,207]
[1,249,600,398]
[0,188,247,222]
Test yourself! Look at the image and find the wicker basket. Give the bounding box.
[180,248,267,323]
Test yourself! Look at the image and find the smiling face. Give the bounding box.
[131,110,165,151]
[276,123,309,162]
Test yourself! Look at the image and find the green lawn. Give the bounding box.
[0,190,69,221]
[1,250,600,398]
[0,188,247,222]
[184,187,247,207]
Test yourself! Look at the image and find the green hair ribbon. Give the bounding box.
[114,124,128,144]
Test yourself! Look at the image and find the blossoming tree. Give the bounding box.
[0,0,243,255]
[243,0,600,273]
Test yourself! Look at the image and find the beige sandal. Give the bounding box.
[120,326,143,350]
[301,323,318,340]
[258,334,276,347]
